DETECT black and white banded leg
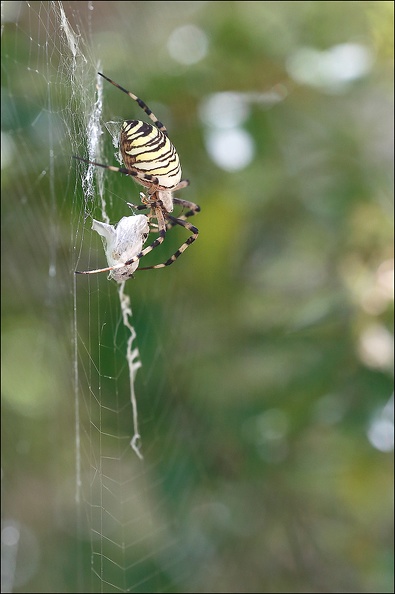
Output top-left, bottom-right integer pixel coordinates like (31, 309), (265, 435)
(137, 214), (199, 270)
(98, 72), (168, 136)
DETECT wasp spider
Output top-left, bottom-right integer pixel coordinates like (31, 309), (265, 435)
(75, 72), (200, 279)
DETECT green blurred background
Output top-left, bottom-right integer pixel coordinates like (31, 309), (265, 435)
(1, 2), (393, 592)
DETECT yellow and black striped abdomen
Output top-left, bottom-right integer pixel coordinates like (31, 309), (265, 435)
(120, 120), (182, 189)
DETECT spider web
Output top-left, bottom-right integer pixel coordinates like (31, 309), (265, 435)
(3, 3), (393, 594)
(2, 2), (204, 592)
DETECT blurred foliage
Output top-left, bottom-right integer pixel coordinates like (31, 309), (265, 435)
(1, 2), (393, 593)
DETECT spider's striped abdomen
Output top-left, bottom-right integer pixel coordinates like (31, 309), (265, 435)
(120, 120), (182, 190)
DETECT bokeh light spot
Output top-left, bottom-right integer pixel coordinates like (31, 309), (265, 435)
(286, 43), (373, 93)
(167, 24), (208, 65)
(205, 128), (255, 172)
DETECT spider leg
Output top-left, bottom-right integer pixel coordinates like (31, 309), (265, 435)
(73, 155), (160, 186)
(126, 203), (149, 212)
(126, 204), (159, 232)
(123, 207), (167, 266)
(98, 72), (168, 136)
(138, 214), (198, 270)
(173, 179), (190, 191)
(75, 264), (120, 275)
(172, 197), (201, 221)
(129, 202), (197, 232)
